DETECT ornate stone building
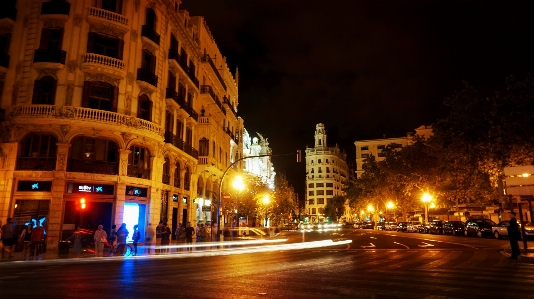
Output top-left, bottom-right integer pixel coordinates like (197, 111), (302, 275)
(0, 0), (243, 250)
(305, 123), (349, 223)
(242, 129), (275, 189)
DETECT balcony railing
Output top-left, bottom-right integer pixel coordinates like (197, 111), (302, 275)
(225, 127), (235, 140)
(83, 53), (124, 70)
(179, 59), (199, 88)
(164, 132), (198, 159)
(166, 88), (177, 99)
(162, 174), (170, 184)
(88, 7), (128, 25)
(127, 165), (151, 179)
(141, 25), (160, 45)
(223, 96), (237, 118)
(184, 144), (198, 159)
(33, 49), (66, 64)
(0, 7), (16, 21)
(201, 54), (226, 90)
(184, 106), (198, 121)
(67, 159), (118, 175)
(168, 50), (180, 62)
(200, 85), (226, 116)
(10, 105), (164, 136)
(16, 157), (56, 171)
(41, 1), (71, 15)
(0, 53), (9, 68)
(137, 68), (158, 87)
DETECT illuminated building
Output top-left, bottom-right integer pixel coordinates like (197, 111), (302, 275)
(242, 129), (275, 189)
(0, 0), (242, 250)
(305, 123), (349, 223)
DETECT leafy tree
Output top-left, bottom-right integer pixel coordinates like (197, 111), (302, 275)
(270, 174), (298, 226)
(324, 195), (346, 222)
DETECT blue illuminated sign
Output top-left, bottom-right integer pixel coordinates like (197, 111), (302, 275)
(18, 181), (52, 192)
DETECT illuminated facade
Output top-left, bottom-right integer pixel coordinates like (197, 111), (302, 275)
(305, 123), (349, 223)
(242, 129), (275, 189)
(0, 0), (243, 250)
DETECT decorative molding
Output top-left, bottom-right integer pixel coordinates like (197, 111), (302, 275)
(38, 68), (59, 78)
(84, 73), (120, 87)
(11, 82), (18, 105)
(57, 152), (66, 170)
(56, 106), (76, 118)
(131, 29), (138, 42)
(93, 128), (102, 136)
(126, 72), (135, 85)
(60, 125), (71, 137)
(73, 14), (83, 27)
(0, 24), (14, 35)
(121, 132), (136, 146)
(23, 15), (29, 27)
(90, 24), (124, 38)
(142, 39), (158, 54)
(125, 92), (132, 115)
(147, 1), (156, 9)
(43, 18), (67, 28)
(139, 87), (153, 96)
(67, 60), (77, 73)
(16, 61), (22, 73)
(65, 82), (74, 105)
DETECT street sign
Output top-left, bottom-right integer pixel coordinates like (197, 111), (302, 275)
(223, 193), (231, 203)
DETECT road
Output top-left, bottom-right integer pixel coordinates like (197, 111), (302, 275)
(1, 229), (532, 299)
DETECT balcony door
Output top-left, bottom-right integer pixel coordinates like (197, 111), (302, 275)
(82, 81), (118, 112)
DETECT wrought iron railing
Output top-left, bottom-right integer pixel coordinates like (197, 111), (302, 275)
(201, 54), (226, 90)
(34, 49), (66, 64)
(223, 96), (237, 118)
(168, 50), (180, 62)
(141, 25), (160, 45)
(67, 159), (118, 175)
(127, 165), (151, 179)
(200, 85), (226, 116)
(41, 1), (70, 15)
(137, 68), (158, 87)
(16, 157), (56, 171)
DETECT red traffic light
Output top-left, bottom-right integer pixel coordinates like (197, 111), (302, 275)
(80, 198), (86, 209)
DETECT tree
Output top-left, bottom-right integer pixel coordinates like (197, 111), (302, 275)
(324, 195), (346, 222)
(270, 174), (298, 226)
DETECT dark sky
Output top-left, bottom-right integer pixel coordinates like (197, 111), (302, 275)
(182, 0), (534, 200)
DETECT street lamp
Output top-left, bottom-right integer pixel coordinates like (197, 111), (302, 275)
(367, 205), (375, 229)
(386, 201), (394, 222)
(233, 175), (245, 235)
(262, 194), (270, 227)
(422, 193), (433, 224)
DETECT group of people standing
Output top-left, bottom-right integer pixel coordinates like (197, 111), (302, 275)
(1, 218), (46, 261)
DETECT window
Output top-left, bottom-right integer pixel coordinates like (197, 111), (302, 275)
(100, 0), (122, 13)
(308, 199), (314, 205)
(377, 145), (385, 150)
(316, 183), (324, 187)
(184, 167), (190, 190)
(185, 127), (192, 146)
(0, 34), (10, 68)
(142, 50), (156, 74)
(32, 76), (56, 105)
(361, 154), (369, 159)
(308, 191), (314, 196)
(146, 8), (156, 29)
(318, 167), (322, 173)
(137, 94), (152, 121)
(165, 111), (174, 135)
(317, 198), (324, 205)
(326, 167), (330, 173)
(326, 190), (333, 195)
(326, 183), (333, 187)
(174, 162), (181, 187)
(318, 208), (324, 214)
(87, 33), (123, 59)
(129, 146), (150, 167)
(308, 183), (314, 188)
(82, 81), (118, 111)
(40, 28), (63, 50)
(187, 92), (193, 107)
(392, 143), (403, 149)
(199, 138), (209, 156)
(169, 34), (179, 58)
(311, 208), (316, 214)
(378, 153), (385, 157)
(318, 159), (321, 163)
(317, 190), (324, 195)
(69, 136), (117, 162)
(361, 146), (369, 151)
(21, 134), (57, 159)
(162, 157), (170, 184)
(326, 159), (329, 163)
(167, 71), (176, 91)
(176, 119), (184, 139)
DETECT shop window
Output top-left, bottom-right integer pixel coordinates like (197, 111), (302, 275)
(32, 76), (56, 105)
(87, 32), (124, 60)
(137, 94), (152, 121)
(82, 81), (118, 112)
(17, 133), (57, 170)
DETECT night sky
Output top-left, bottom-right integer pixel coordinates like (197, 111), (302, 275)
(182, 0), (534, 200)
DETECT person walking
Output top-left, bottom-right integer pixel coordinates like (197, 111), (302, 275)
(155, 221), (164, 254)
(1, 218), (15, 259)
(175, 223), (185, 252)
(108, 224), (117, 248)
(67, 227), (83, 258)
(145, 223), (155, 254)
(116, 223), (129, 255)
(31, 221), (45, 260)
(507, 211), (521, 259)
(19, 223), (33, 261)
(132, 225), (141, 256)
(185, 222), (195, 252)
(94, 225), (107, 257)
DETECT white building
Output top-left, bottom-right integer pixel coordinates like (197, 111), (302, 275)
(242, 129), (275, 189)
(305, 123), (349, 223)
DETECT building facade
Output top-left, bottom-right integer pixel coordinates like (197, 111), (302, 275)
(0, 0), (243, 250)
(305, 123), (349, 223)
(242, 129), (275, 189)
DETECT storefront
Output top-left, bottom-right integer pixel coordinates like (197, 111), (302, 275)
(124, 185), (148, 242)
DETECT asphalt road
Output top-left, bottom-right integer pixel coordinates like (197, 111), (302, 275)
(1, 229), (532, 299)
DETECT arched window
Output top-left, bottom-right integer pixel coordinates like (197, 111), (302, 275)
(17, 133), (57, 170)
(184, 167), (190, 190)
(68, 136), (118, 174)
(146, 8), (156, 29)
(199, 137), (209, 156)
(32, 76), (56, 105)
(174, 162), (181, 188)
(101, 0), (122, 14)
(128, 145), (151, 179)
(162, 157), (170, 184)
(197, 176), (204, 197)
(138, 94), (152, 121)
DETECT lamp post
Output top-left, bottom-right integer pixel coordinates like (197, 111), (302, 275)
(367, 204), (375, 229)
(233, 175), (244, 237)
(422, 193), (432, 224)
(386, 201), (394, 222)
(263, 194), (270, 227)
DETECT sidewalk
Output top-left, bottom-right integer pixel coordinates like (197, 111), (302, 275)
(502, 247), (534, 264)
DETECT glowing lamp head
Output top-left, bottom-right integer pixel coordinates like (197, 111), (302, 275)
(422, 193), (432, 203)
(387, 202), (394, 209)
(263, 194), (270, 205)
(233, 175), (245, 191)
(367, 205), (374, 212)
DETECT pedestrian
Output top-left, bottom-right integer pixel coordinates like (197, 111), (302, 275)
(155, 221), (164, 254)
(1, 218), (15, 259)
(161, 223), (171, 254)
(205, 223), (212, 242)
(94, 225), (107, 257)
(185, 222), (195, 252)
(145, 223), (155, 254)
(175, 223), (185, 252)
(19, 223), (33, 261)
(507, 211), (521, 259)
(116, 223), (129, 255)
(109, 224), (117, 247)
(67, 227), (83, 258)
(132, 225), (141, 256)
(31, 221), (45, 260)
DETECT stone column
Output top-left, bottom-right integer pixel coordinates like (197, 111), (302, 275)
(0, 142), (18, 222)
(115, 149), (131, 226)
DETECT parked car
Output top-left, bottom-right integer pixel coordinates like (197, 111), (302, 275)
(418, 223), (430, 233)
(443, 221), (465, 236)
(464, 219), (496, 237)
(493, 221), (534, 239)
(362, 221), (375, 229)
(353, 222), (362, 229)
(406, 221), (422, 233)
(396, 222), (408, 232)
(376, 222), (387, 230)
(385, 222), (398, 231)
(429, 220), (445, 234)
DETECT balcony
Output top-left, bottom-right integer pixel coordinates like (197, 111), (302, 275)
(178, 59), (199, 88)
(201, 54), (226, 91)
(66, 159), (118, 175)
(162, 174), (170, 185)
(168, 50), (180, 63)
(223, 96), (237, 119)
(164, 132), (198, 160)
(137, 68), (158, 90)
(0, 53), (9, 70)
(87, 7), (129, 34)
(184, 144), (198, 159)
(0, 7), (16, 21)
(165, 88), (178, 100)
(200, 85), (226, 116)
(41, 1), (70, 16)
(81, 53), (125, 78)
(33, 49), (66, 69)
(16, 157), (57, 171)
(9, 105), (164, 137)
(127, 165), (151, 179)
(141, 25), (160, 46)
(225, 127), (235, 140)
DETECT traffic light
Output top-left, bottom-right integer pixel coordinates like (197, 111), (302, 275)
(80, 198), (86, 210)
(296, 150), (302, 163)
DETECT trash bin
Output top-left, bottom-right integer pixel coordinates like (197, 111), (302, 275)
(58, 241), (69, 258)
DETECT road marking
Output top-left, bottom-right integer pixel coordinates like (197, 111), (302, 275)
(370, 237), (377, 239)
(418, 242), (435, 248)
(394, 242), (409, 249)
(361, 243), (376, 248)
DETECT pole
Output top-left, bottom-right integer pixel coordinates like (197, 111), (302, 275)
(517, 196), (528, 251)
(425, 204), (428, 224)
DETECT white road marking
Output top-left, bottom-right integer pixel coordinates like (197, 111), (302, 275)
(361, 243), (376, 248)
(394, 242), (409, 249)
(418, 242), (435, 248)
